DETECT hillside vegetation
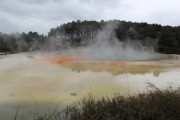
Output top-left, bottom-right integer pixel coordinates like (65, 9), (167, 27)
(1, 20), (180, 54)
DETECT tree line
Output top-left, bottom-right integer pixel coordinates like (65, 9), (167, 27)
(1, 20), (180, 54)
(0, 32), (47, 53)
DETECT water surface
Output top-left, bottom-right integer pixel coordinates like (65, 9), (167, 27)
(0, 53), (180, 119)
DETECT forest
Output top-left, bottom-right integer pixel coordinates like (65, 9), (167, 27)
(0, 20), (180, 54)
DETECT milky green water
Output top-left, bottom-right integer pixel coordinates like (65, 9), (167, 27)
(0, 53), (180, 119)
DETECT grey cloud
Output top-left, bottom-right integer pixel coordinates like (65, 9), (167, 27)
(0, 14), (19, 33)
(0, 0), (180, 34)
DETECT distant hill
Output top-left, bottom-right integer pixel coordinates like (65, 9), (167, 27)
(48, 20), (180, 54)
(0, 20), (180, 54)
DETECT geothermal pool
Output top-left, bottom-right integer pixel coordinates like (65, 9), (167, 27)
(0, 53), (180, 119)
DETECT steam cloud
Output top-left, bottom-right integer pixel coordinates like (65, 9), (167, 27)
(62, 22), (168, 61)
(1, 22), (169, 61)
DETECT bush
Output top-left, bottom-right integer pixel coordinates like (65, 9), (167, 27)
(36, 85), (180, 120)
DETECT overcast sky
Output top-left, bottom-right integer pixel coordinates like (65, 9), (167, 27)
(0, 0), (180, 35)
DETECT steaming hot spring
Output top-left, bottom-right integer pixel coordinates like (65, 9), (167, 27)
(0, 50), (180, 119)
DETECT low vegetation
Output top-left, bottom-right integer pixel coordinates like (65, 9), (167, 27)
(32, 83), (180, 120)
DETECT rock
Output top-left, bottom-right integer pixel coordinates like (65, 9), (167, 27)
(70, 93), (77, 96)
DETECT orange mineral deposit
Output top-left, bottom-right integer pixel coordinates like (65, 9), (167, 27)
(47, 56), (88, 64)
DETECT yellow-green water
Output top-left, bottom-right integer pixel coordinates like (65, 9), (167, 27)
(0, 53), (180, 119)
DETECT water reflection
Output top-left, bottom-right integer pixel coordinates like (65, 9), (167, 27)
(0, 54), (180, 119)
(46, 55), (180, 77)
(60, 62), (165, 76)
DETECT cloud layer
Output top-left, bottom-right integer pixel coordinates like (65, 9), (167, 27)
(0, 0), (180, 34)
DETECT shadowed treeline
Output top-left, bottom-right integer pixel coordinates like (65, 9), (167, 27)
(0, 20), (180, 54)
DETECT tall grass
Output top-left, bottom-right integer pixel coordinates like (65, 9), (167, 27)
(20, 84), (180, 120)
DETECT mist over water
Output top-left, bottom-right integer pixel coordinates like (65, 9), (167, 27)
(0, 23), (179, 120)
(62, 22), (168, 61)
(1, 21), (170, 61)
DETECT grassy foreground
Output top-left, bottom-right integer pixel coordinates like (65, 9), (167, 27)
(22, 84), (180, 120)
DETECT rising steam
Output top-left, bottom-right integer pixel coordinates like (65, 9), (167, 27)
(1, 22), (169, 61)
(62, 22), (168, 61)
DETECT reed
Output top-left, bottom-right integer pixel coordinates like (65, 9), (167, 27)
(34, 83), (180, 120)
